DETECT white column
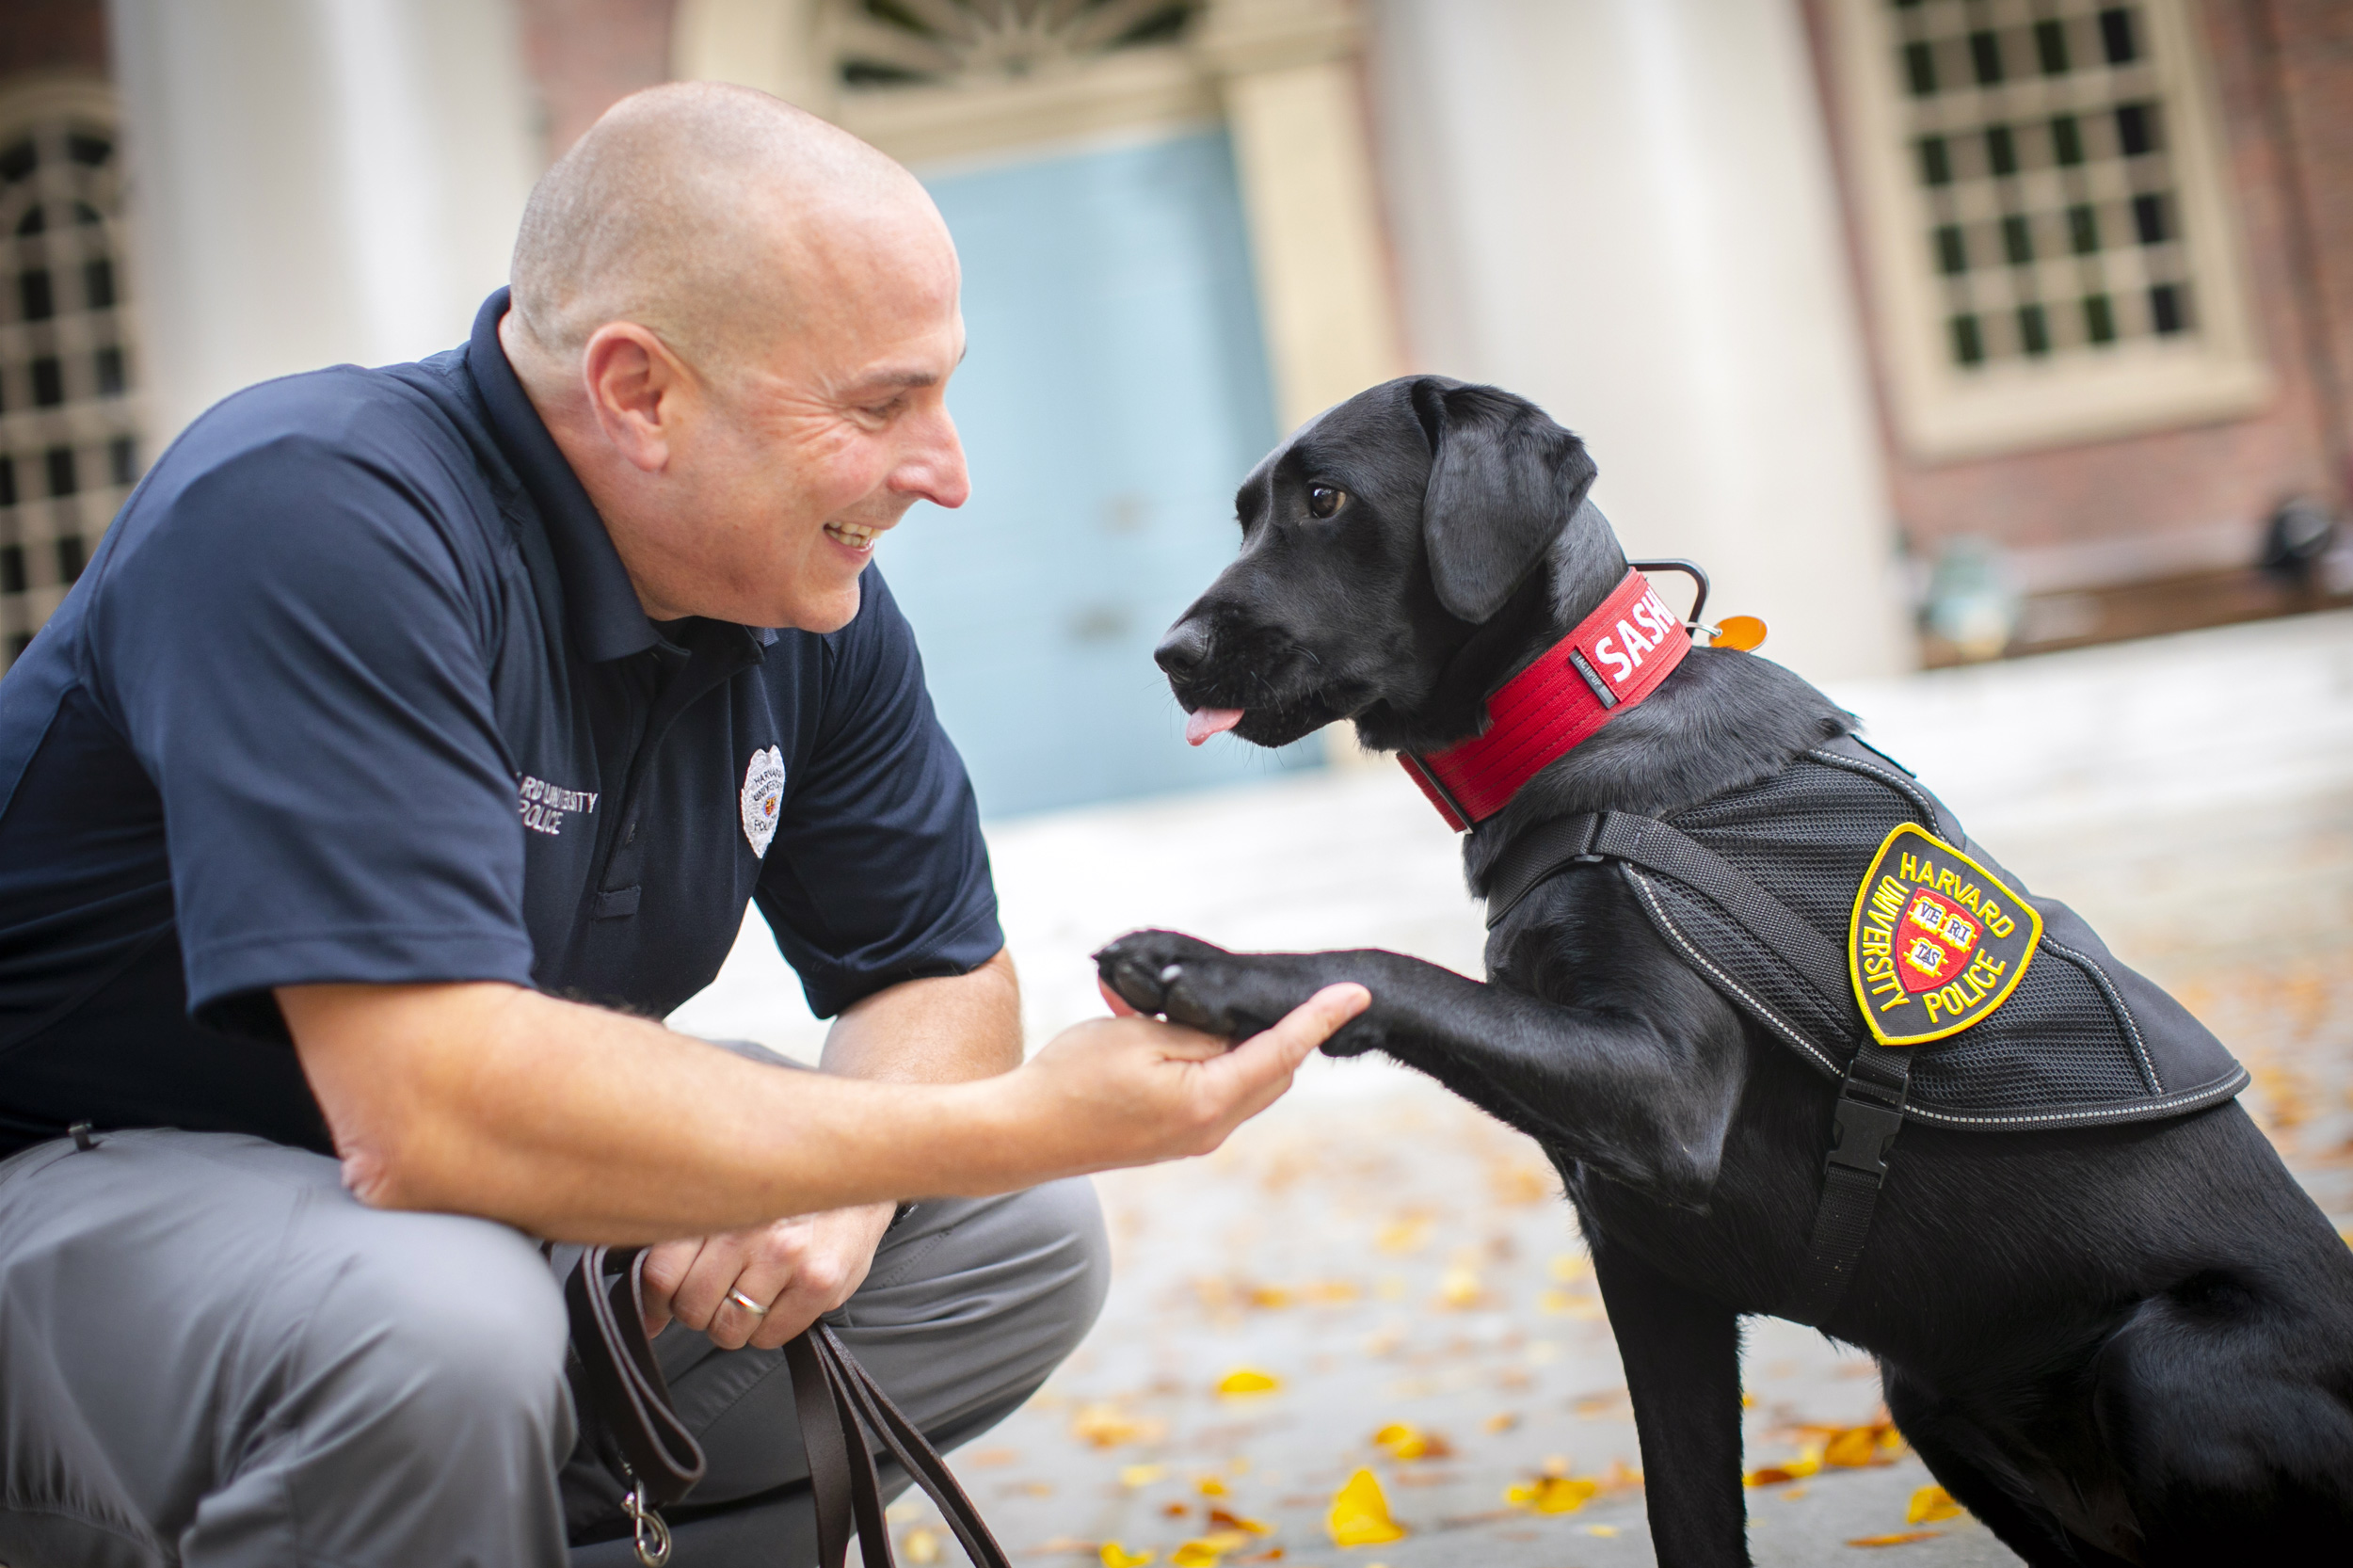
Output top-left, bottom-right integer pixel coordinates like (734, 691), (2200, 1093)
(1368, 0), (1909, 680)
(108, 0), (538, 443)
(1201, 0), (1406, 435)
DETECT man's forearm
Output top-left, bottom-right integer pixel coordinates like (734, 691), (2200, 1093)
(281, 981), (1035, 1242)
(279, 973), (1365, 1245)
(820, 947), (1022, 1084)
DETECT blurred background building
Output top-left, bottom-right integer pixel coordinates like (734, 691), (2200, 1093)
(3, 0), (2349, 816)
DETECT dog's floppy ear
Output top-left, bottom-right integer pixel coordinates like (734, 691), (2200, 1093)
(1411, 378), (1598, 624)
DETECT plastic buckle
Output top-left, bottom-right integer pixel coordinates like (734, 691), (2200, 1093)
(1825, 1096), (1904, 1178)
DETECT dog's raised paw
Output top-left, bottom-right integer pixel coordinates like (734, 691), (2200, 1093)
(1095, 930), (1289, 1040)
(1094, 930), (1229, 1019)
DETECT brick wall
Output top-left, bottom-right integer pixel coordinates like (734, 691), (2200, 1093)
(0, 0), (107, 81)
(513, 0), (679, 163)
(1801, 0), (2353, 583)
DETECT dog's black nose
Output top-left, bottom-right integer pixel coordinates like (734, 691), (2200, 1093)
(1154, 621), (1210, 679)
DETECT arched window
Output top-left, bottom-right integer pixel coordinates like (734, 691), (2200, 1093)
(832, 0), (1197, 88)
(0, 84), (140, 672)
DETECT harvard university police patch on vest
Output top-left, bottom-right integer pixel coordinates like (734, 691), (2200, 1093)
(1848, 823), (2041, 1047)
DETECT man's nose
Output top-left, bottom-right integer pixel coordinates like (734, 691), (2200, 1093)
(899, 407), (969, 510)
(1154, 620), (1210, 679)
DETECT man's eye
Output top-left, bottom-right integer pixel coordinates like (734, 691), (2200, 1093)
(1306, 485), (1347, 519)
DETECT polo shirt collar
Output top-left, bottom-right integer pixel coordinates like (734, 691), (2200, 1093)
(465, 287), (660, 664)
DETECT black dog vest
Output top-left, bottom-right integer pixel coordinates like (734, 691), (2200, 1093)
(1485, 733), (2248, 1322)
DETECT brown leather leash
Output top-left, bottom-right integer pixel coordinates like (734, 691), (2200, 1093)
(565, 1244), (1012, 1568)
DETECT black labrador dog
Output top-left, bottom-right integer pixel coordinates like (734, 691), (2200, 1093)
(1096, 377), (2353, 1565)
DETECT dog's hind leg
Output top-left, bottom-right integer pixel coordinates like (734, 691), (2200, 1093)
(1881, 1366), (2134, 1568)
(1590, 1235), (1749, 1567)
(2092, 1271), (2353, 1561)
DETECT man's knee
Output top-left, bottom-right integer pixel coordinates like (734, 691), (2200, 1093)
(304, 1208), (572, 1452)
(995, 1176), (1111, 1361)
(847, 1176), (1109, 1410)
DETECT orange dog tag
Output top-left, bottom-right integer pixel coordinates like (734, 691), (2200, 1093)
(1713, 615), (1769, 651)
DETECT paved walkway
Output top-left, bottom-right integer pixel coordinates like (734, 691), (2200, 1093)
(671, 610), (2353, 1567)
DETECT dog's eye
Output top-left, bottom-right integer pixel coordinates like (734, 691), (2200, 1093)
(1306, 485), (1348, 520)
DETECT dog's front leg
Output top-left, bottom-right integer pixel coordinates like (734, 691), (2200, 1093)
(1096, 930), (1746, 1208)
(1592, 1236), (1751, 1567)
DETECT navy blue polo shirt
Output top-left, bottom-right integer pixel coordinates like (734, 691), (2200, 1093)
(0, 289), (1003, 1159)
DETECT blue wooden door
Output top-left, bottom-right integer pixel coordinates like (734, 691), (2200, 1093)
(878, 129), (1321, 819)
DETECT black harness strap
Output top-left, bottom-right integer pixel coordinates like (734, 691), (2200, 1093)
(1483, 808), (1910, 1329)
(1784, 1040), (1912, 1325)
(1485, 812), (1851, 1011)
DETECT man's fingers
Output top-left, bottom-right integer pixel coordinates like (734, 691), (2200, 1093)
(1097, 977), (1142, 1017)
(1211, 983), (1369, 1090)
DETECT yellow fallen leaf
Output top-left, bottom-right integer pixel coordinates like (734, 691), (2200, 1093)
(1782, 1486), (1809, 1501)
(1370, 1422), (1452, 1461)
(1490, 1161), (1551, 1203)
(1196, 1475), (1230, 1496)
(1216, 1368), (1282, 1398)
(1601, 1459), (1643, 1491)
(1849, 1530), (1943, 1546)
(1246, 1286), (1296, 1309)
(1100, 1545), (1156, 1568)
(1739, 1390), (1757, 1409)
(1327, 1468), (1408, 1546)
(1483, 1412), (1519, 1433)
(1169, 1543), (1223, 1567)
(1539, 1288), (1573, 1314)
(1209, 1509), (1274, 1537)
(1823, 1427), (1880, 1467)
(1437, 1267), (1484, 1308)
(1072, 1404), (1164, 1448)
(1121, 1464), (1168, 1488)
(1744, 1444), (1822, 1486)
(1585, 1524), (1620, 1538)
(1907, 1484), (1962, 1524)
(1505, 1475), (1598, 1514)
(1375, 1216), (1432, 1254)
(902, 1526), (942, 1564)
(1548, 1253), (1592, 1281)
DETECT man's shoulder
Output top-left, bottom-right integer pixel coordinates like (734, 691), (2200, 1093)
(120, 358), (513, 571)
(171, 356), (486, 485)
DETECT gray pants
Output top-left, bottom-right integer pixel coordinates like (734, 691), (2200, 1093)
(0, 1129), (1108, 1567)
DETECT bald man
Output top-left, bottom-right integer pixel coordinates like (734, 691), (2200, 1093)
(0, 84), (1364, 1568)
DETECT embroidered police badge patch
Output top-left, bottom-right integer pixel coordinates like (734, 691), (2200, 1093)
(740, 744), (785, 856)
(1848, 823), (2041, 1046)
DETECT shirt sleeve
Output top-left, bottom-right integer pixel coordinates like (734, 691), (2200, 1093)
(89, 409), (536, 1033)
(753, 568), (1003, 1017)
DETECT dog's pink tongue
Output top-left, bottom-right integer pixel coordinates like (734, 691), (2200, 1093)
(1185, 708), (1245, 746)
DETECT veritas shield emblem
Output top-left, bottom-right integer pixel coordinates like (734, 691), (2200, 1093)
(740, 744), (786, 856)
(1847, 823), (2041, 1047)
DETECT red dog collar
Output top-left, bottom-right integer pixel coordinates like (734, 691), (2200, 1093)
(1401, 568), (1691, 830)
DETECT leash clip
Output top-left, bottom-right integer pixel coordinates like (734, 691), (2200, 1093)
(622, 1480), (673, 1568)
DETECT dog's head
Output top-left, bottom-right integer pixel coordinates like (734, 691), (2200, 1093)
(1156, 376), (1623, 755)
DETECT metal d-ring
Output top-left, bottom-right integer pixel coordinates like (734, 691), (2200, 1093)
(1627, 558), (1710, 630)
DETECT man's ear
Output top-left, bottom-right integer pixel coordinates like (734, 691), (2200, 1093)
(1410, 378), (1598, 623)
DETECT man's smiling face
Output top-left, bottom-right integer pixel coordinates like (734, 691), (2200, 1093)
(640, 206), (970, 634)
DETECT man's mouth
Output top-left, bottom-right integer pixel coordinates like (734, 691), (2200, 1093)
(824, 520), (882, 552)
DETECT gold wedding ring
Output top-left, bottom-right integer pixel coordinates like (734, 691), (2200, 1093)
(727, 1288), (768, 1317)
